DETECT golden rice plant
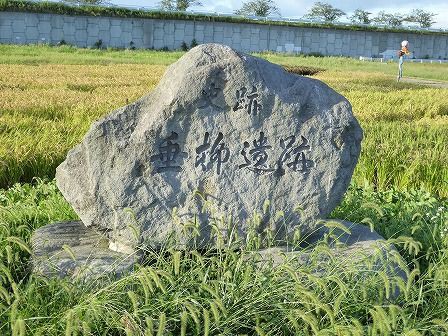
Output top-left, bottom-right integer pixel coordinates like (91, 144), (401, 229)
(0, 45), (447, 196)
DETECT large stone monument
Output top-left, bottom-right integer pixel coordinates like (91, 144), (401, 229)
(31, 44), (406, 281)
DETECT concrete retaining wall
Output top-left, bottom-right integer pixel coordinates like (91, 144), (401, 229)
(1, 11), (447, 59)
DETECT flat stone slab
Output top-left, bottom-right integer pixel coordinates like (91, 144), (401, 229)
(253, 221), (408, 290)
(56, 43), (362, 251)
(31, 220), (407, 294)
(31, 221), (137, 280)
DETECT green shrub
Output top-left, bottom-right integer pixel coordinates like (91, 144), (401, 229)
(190, 39), (198, 48)
(93, 39), (103, 49)
(180, 41), (189, 51)
(305, 51), (324, 57)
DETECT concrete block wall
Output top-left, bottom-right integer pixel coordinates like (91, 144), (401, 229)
(0, 11), (149, 48)
(1, 11), (447, 59)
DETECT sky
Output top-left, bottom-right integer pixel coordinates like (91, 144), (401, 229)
(109, 0), (448, 29)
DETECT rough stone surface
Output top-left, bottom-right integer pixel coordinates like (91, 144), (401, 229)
(56, 43), (362, 251)
(32, 221), (137, 279)
(253, 221), (408, 296)
(256, 220), (407, 272)
(31, 220), (408, 292)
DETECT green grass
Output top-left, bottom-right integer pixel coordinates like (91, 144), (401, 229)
(1, 45), (448, 334)
(0, 44), (184, 65)
(1, 45), (446, 80)
(0, 180), (447, 335)
(259, 53), (448, 81)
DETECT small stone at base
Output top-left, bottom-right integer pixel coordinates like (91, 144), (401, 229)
(31, 221), (138, 280)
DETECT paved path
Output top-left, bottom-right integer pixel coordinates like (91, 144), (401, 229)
(400, 77), (448, 88)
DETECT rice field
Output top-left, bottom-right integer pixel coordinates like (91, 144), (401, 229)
(0, 44), (447, 196)
(0, 44), (447, 335)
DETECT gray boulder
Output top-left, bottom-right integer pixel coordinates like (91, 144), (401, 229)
(255, 220), (408, 275)
(56, 43), (362, 252)
(31, 221), (137, 279)
(253, 220), (408, 299)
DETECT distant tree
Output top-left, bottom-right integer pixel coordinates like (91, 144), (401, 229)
(64, 0), (104, 5)
(159, 0), (202, 11)
(406, 9), (437, 28)
(235, 0), (280, 17)
(304, 2), (345, 22)
(159, 0), (175, 10)
(348, 9), (371, 24)
(373, 11), (404, 27)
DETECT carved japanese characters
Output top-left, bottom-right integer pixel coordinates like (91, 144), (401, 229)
(56, 44), (363, 252)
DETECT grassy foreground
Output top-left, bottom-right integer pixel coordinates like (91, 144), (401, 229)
(0, 180), (447, 335)
(0, 45), (447, 334)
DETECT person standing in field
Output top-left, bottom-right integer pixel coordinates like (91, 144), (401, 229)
(397, 40), (410, 82)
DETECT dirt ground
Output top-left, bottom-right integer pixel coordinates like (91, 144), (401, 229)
(400, 77), (448, 88)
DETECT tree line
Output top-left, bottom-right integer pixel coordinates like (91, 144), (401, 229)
(233, 1), (437, 28)
(64, 0), (438, 28)
(304, 3), (437, 28)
